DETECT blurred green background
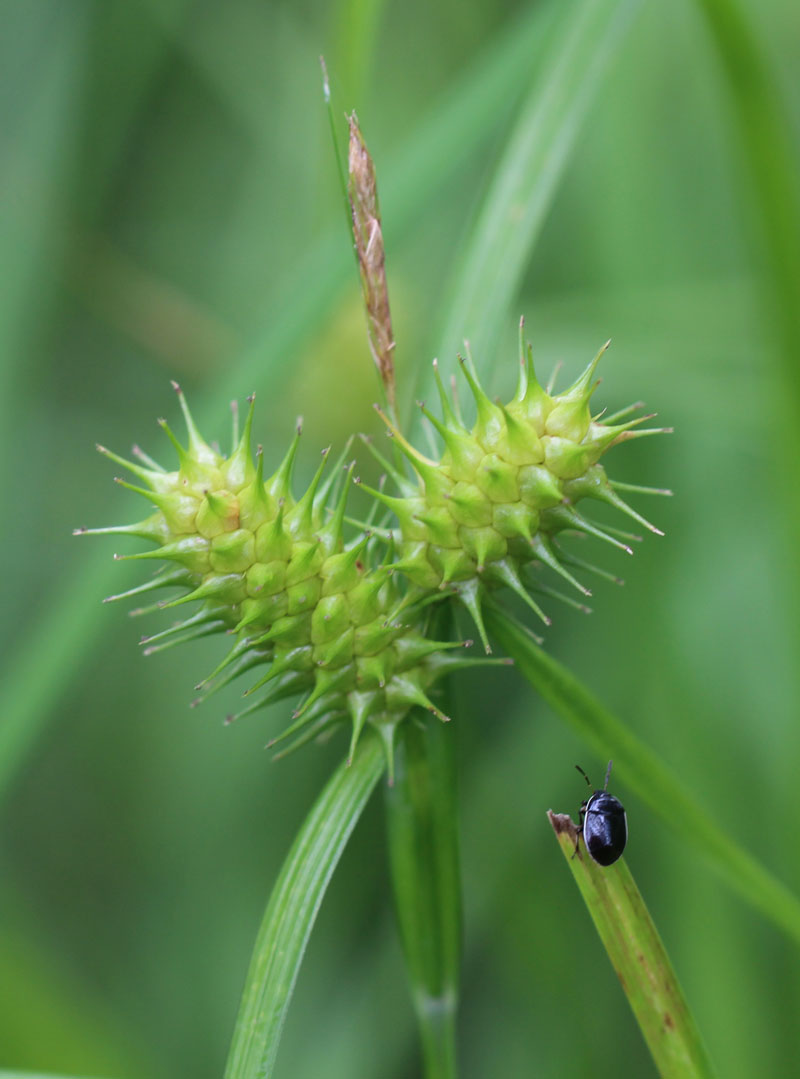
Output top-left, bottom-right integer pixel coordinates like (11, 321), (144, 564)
(2, 0), (799, 1076)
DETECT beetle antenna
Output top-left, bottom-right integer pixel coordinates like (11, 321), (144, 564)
(603, 760), (613, 791)
(575, 764), (592, 789)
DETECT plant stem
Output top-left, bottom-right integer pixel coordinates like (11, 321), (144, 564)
(225, 735), (385, 1079)
(423, 0), (642, 397)
(384, 717), (461, 1079)
(549, 812), (717, 1078)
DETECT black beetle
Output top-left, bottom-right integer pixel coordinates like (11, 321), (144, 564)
(574, 760), (627, 866)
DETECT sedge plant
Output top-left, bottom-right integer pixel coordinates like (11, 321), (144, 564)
(78, 87), (682, 1070)
(71, 7), (800, 1074)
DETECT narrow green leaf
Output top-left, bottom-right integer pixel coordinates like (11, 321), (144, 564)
(484, 602), (800, 948)
(426, 0), (642, 384)
(384, 717), (461, 1079)
(224, 735), (385, 1079)
(549, 812), (717, 1078)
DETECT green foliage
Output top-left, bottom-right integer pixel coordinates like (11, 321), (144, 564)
(1, 0), (799, 1078)
(225, 736), (385, 1079)
(549, 813), (716, 1078)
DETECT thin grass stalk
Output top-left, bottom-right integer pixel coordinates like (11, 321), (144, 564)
(549, 812), (717, 1078)
(384, 716), (461, 1079)
(225, 736), (385, 1079)
(421, 0), (642, 404)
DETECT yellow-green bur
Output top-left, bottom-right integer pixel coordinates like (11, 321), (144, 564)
(549, 812), (716, 1079)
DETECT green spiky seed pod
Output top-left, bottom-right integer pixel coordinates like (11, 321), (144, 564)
(77, 384), (504, 776)
(361, 329), (670, 651)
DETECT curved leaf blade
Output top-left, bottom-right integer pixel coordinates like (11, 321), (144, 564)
(549, 812), (717, 1078)
(224, 736), (385, 1079)
(485, 602), (800, 948)
(427, 0), (643, 382)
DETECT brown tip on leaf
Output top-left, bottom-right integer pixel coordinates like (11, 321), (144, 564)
(319, 55), (330, 102)
(170, 380), (182, 395)
(463, 639), (473, 648)
(73, 526), (87, 535)
(519, 315), (525, 329)
(296, 417), (303, 434)
(548, 810), (578, 839)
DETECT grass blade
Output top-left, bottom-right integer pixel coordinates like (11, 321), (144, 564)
(224, 735), (385, 1079)
(548, 812), (717, 1078)
(426, 0), (642, 383)
(484, 601), (800, 948)
(384, 717), (461, 1079)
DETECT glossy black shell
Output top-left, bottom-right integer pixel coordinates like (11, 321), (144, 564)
(582, 791), (628, 866)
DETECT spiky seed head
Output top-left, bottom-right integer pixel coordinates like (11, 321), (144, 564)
(375, 337), (669, 646)
(80, 388), (497, 770)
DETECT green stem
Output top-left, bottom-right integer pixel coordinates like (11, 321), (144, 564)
(425, 0), (642, 386)
(384, 717), (461, 1079)
(225, 735), (385, 1079)
(549, 813), (716, 1078)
